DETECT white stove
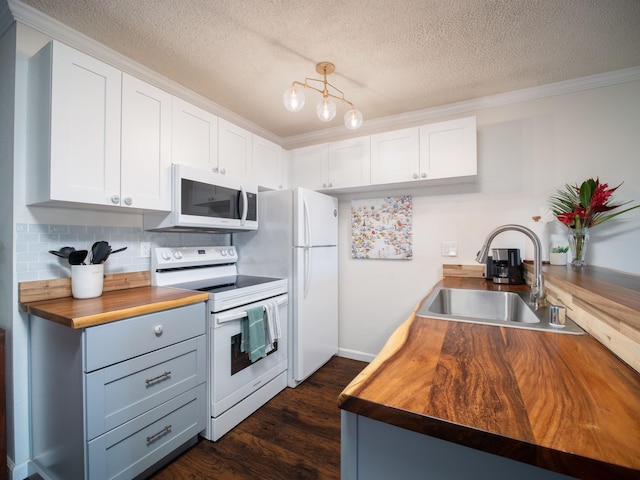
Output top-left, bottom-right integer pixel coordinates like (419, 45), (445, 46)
(151, 246), (289, 441)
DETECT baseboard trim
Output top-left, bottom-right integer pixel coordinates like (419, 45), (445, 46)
(338, 348), (375, 363)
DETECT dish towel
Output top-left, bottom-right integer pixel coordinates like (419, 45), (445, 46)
(242, 306), (266, 362)
(264, 301), (282, 353)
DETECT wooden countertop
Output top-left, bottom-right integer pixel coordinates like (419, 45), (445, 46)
(20, 286), (209, 329)
(338, 277), (640, 480)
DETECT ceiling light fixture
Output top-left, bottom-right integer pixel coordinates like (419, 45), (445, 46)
(283, 62), (363, 130)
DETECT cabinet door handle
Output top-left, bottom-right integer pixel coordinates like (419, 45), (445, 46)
(145, 371), (171, 386)
(146, 425), (172, 444)
(220, 168), (226, 175)
(412, 173), (419, 179)
(111, 194), (120, 204)
(123, 197), (133, 206)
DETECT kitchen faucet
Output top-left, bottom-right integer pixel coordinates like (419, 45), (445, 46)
(476, 224), (546, 309)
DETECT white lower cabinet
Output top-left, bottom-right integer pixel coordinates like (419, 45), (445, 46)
(30, 302), (207, 480)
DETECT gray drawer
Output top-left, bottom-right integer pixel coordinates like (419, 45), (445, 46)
(86, 335), (206, 440)
(87, 383), (206, 480)
(84, 302), (205, 372)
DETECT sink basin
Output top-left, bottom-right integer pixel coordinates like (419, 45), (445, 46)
(416, 287), (584, 334)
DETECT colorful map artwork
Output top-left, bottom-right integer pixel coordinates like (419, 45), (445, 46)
(351, 196), (413, 260)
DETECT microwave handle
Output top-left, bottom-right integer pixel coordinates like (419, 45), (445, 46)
(239, 186), (248, 226)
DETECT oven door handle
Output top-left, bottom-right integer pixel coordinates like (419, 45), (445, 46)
(214, 297), (288, 325)
(215, 310), (256, 325)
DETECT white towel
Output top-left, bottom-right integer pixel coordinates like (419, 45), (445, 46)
(264, 301), (282, 353)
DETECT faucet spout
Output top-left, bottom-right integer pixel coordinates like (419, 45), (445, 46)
(476, 224), (546, 309)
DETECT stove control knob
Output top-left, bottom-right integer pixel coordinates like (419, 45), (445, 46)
(220, 249), (227, 257)
(228, 249), (236, 257)
(173, 251), (183, 260)
(160, 251), (171, 261)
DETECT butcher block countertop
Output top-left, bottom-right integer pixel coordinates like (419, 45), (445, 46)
(339, 276), (640, 480)
(19, 271), (208, 329)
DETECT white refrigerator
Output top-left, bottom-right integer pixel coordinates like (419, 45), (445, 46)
(233, 187), (339, 387)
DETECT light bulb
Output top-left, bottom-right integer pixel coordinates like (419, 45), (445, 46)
(344, 109), (363, 130)
(316, 97), (336, 122)
(283, 86), (305, 112)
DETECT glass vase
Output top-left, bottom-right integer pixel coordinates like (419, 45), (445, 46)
(569, 227), (589, 267)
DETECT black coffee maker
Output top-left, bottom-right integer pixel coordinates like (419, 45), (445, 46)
(486, 248), (524, 284)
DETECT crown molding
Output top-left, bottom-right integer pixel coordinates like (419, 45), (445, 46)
(281, 66), (640, 149)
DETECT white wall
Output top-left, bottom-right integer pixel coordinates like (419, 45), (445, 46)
(337, 80), (640, 359)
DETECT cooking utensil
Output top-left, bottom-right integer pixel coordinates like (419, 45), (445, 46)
(100, 246), (127, 263)
(90, 241), (110, 265)
(68, 250), (88, 265)
(48, 246), (76, 259)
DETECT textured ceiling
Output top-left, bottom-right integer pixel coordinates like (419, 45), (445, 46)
(15, 0), (640, 141)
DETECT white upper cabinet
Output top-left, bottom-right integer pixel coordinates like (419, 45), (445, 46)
(291, 143), (329, 190)
(28, 40), (122, 207)
(370, 127), (420, 185)
(27, 41), (170, 211)
(172, 96), (219, 171)
(218, 118), (253, 179)
(253, 135), (287, 190)
(419, 116), (477, 179)
(327, 136), (371, 189)
(121, 74), (172, 210)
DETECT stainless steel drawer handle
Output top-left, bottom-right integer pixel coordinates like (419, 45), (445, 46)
(146, 425), (171, 444)
(145, 371), (171, 386)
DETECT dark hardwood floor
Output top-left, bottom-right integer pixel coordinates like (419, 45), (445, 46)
(148, 356), (367, 480)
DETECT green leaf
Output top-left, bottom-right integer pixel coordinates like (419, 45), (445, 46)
(579, 179), (593, 208)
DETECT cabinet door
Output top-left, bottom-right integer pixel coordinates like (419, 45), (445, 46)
(328, 136), (371, 189)
(172, 97), (219, 171)
(291, 144), (328, 190)
(218, 118), (252, 178)
(253, 135), (285, 190)
(48, 41), (122, 206)
(121, 74), (172, 211)
(419, 116), (477, 180)
(370, 127), (419, 185)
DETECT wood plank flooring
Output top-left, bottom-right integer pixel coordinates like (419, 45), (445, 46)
(148, 356), (367, 480)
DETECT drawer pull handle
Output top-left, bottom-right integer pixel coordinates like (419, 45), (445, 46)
(154, 325), (163, 336)
(145, 371), (171, 386)
(146, 425), (172, 444)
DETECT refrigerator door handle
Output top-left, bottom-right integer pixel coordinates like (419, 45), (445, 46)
(302, 195), (312, 247)
(303, 246), (311, 299)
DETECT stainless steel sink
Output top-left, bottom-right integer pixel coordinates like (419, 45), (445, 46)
(416, 287), (584, 334)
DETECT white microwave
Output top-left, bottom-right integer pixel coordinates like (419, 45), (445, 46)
(144, 164), (258, 233)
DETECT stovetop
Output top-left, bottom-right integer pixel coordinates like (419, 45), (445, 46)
(151, 246), (287, 312)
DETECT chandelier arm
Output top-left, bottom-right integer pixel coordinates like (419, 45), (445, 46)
(295, 78), (355, 108)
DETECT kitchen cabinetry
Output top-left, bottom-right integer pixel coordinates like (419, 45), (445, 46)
(370, 127), (420, 185)
(291, 136), (370, 190)
(291, 143), (329, 190)
(218, 118), (253, 178)
(327, 136), (371, 189)
(121, 74), (172, 210)
(172, 96), (219, 171)
(419, 116), (477, 179)
(30, 303), (207, 480)
(27, 40), (171, 211)
(253, 135), (288, 190)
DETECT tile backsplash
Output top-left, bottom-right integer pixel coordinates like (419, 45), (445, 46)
(16, 223), (229, 282)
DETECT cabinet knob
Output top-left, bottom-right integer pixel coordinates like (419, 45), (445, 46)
(212, 167), (219, 173)
(220, 168), (226, 175)
(154, 325), (163, 336)
(111, 194), (120, 204)
(329, 182), (333, 188)
(412, 173), (419, 179)
(322, 183), (327, 188)
(421, 172), (427, 179)
(124, 197), (133, 206)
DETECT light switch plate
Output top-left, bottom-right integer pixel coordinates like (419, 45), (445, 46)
(441, 241), (458, 257)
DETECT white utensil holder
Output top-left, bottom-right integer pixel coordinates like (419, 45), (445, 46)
(71, 264), (104, 299)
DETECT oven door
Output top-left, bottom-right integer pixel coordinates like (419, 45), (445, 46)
(209, 294), (288, 417)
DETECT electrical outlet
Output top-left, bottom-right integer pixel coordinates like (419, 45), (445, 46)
(140, 242), (151, 258)
(441, 241), (458, 257)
